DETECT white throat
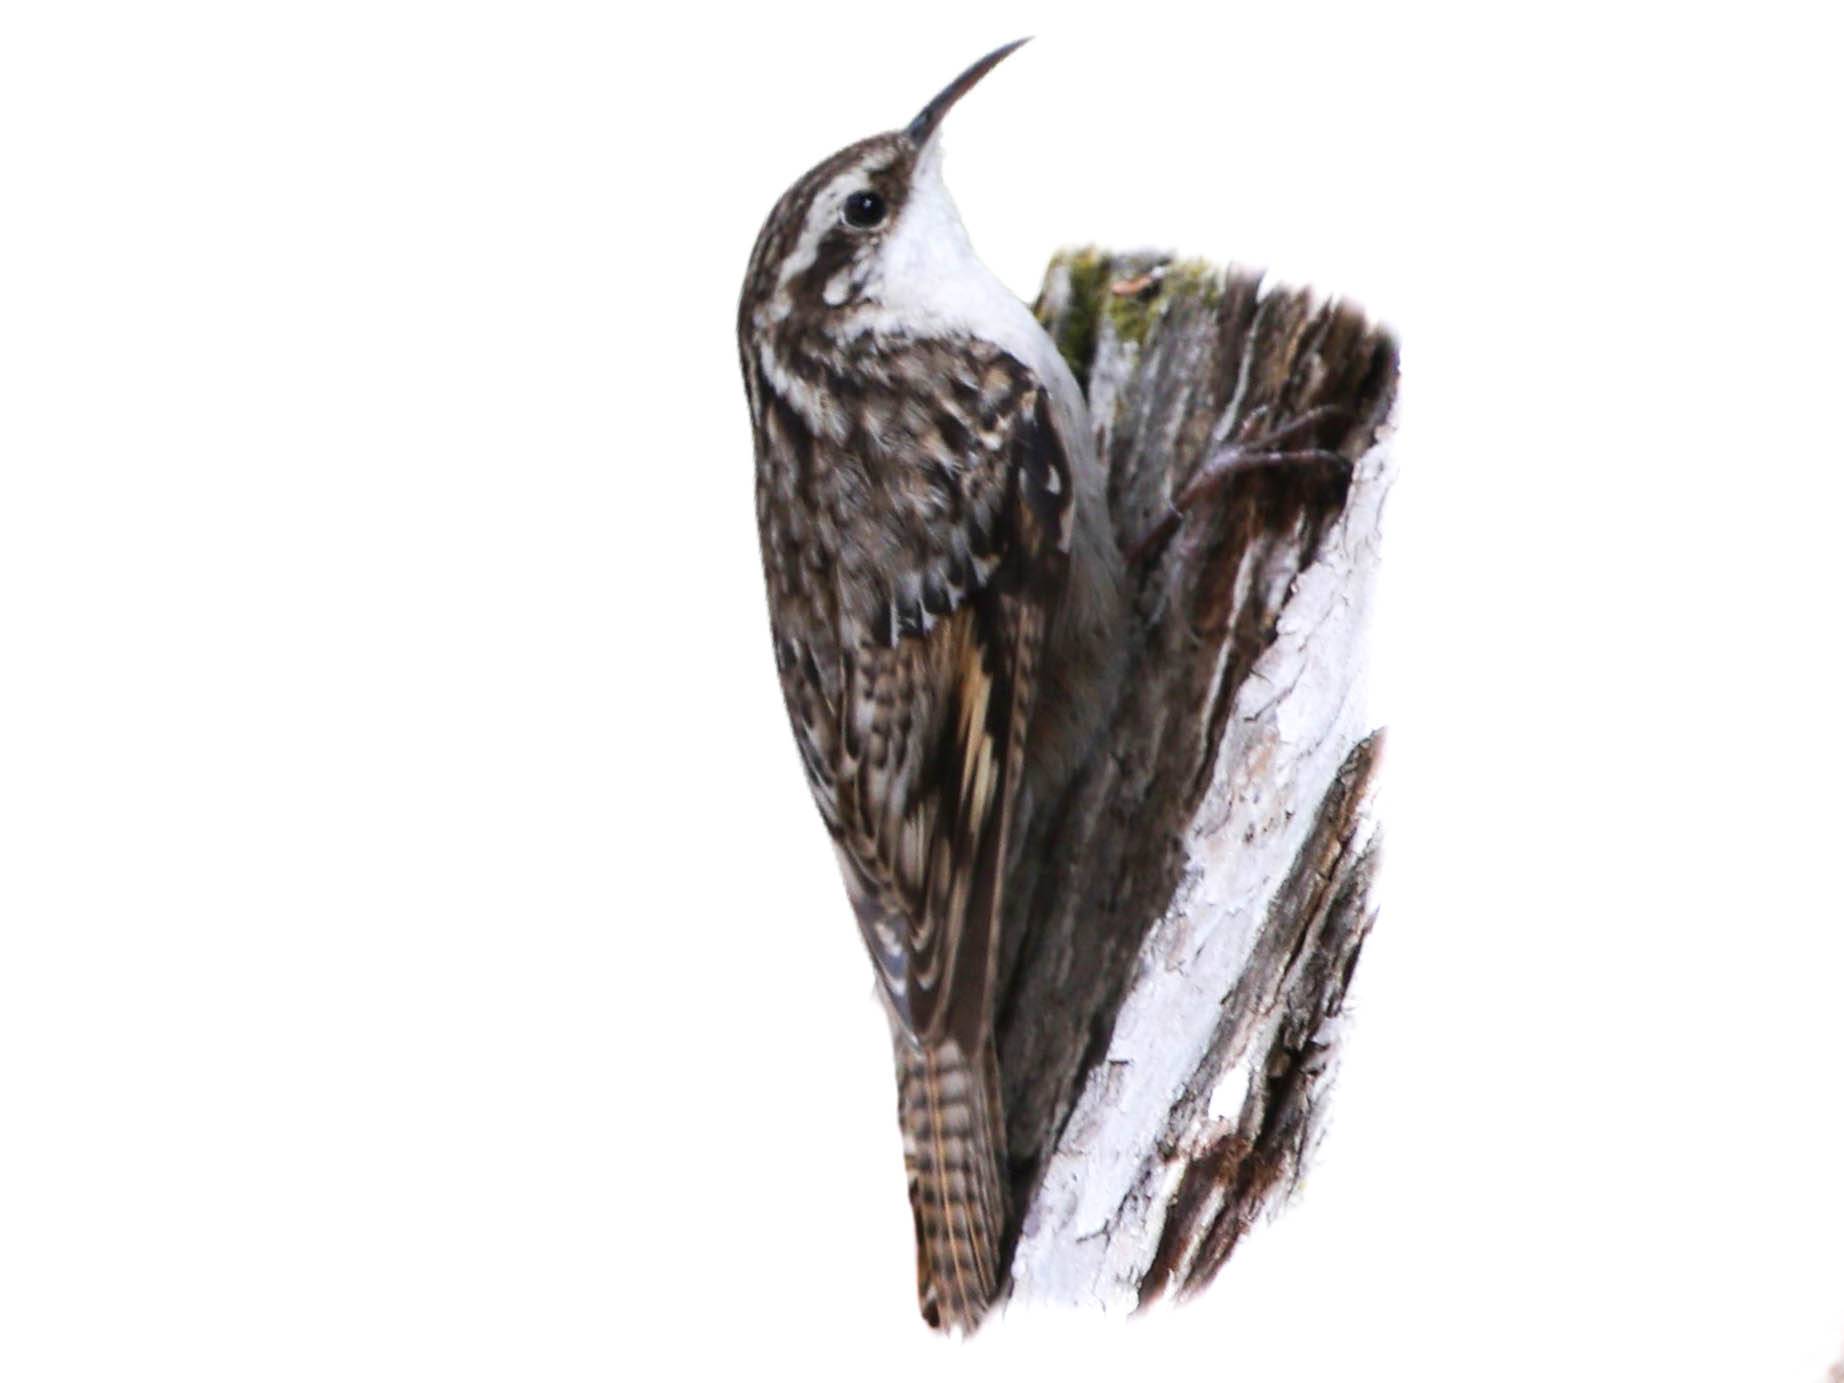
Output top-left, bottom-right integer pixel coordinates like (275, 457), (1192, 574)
(859, 141), (1071, 396)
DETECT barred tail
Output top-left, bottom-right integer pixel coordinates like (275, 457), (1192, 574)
(896, 1036), (1008, 1332)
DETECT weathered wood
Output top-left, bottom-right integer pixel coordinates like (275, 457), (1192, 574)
(990, 250), (1398, 1311)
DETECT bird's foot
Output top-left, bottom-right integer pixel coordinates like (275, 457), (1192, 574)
(1126, 406), (1356, 564)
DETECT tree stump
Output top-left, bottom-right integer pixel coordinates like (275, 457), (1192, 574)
(992, 250), (1398, 1310)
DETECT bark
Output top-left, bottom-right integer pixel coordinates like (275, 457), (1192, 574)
(992, 250), (1398, 1311)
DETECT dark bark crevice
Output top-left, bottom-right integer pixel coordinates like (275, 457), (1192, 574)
(991, 251), (1397, 1309)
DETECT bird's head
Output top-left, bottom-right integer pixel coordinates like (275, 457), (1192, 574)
(739, 39), (1029, 341)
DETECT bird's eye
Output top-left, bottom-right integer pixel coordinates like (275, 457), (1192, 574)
(843, 190), (887, 229)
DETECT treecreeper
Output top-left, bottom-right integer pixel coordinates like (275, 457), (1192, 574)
(736, 38), (1396, 1333)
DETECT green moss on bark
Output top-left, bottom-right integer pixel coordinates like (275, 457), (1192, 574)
(1038, 251), (1226, 396)
(1104, 258), (1223, 348)
(1037, 248), (1110, 392)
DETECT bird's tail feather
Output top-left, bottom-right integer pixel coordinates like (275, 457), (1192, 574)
(896, 1036), (1008, 1332)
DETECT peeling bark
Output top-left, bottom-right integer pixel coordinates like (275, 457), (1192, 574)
(991, 250), (1398, 1311)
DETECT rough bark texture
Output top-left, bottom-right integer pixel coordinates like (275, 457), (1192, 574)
(991, 250), (1397, 1312)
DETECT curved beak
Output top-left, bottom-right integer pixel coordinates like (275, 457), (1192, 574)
(904, 38), (1030, 147)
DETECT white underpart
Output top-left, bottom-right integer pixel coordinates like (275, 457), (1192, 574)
(757, 136), (1092, 460)
(862, 139), (1092, 445)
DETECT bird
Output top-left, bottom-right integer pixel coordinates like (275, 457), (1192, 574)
(736, 39), (1125, 1332)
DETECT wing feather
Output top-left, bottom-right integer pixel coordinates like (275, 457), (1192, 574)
(833, 384), (1073, 1047)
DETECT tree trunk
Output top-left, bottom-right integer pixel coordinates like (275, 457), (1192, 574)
(993, 251), (1398, 1310)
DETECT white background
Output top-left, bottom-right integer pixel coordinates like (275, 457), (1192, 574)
(4, 2), (1842, 1379)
